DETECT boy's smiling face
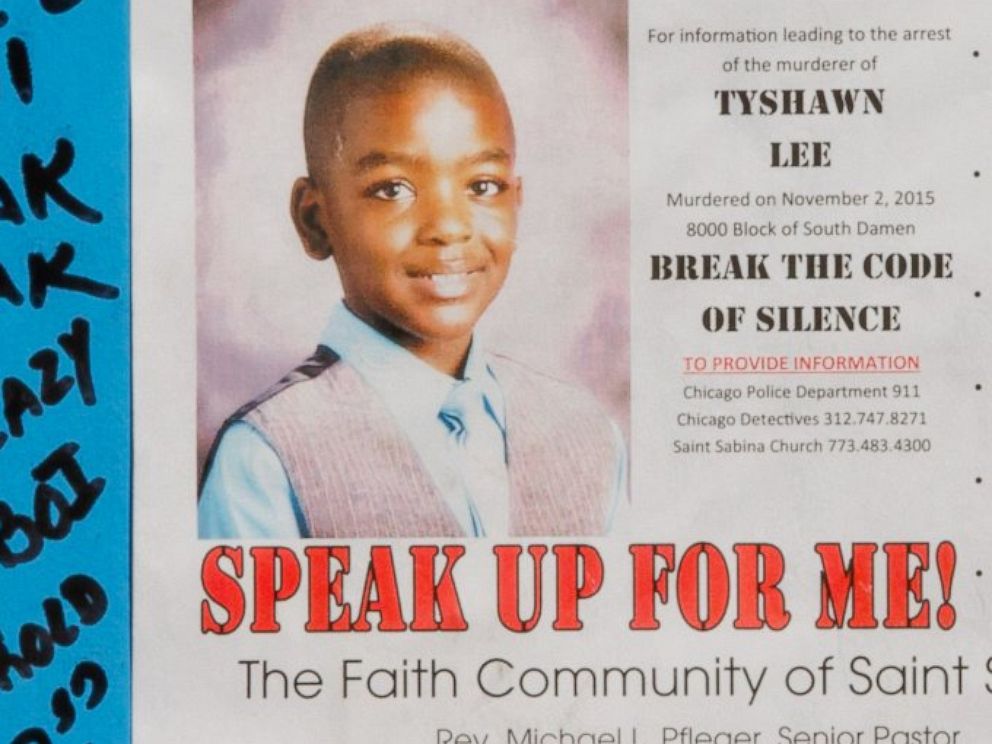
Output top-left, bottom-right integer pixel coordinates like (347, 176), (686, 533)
(293, 75), (521, 374)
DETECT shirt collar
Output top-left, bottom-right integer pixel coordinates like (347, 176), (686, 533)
(319, 302), (506, 432)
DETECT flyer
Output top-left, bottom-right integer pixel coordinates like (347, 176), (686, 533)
(3, 0), (990, 741)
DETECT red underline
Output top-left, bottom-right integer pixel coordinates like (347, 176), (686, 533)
(684, 369), (921, 375)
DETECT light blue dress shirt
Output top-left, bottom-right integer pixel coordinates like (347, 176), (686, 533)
(198, 302), (627, 538)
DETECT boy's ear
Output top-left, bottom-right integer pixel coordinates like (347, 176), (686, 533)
(290, 176), (333, 261)
(514, 175), (523, 207)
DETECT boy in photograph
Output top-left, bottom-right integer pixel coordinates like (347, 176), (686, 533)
(198, 24), (625, 538)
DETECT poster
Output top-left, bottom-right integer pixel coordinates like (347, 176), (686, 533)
(3, 0), (990, 741)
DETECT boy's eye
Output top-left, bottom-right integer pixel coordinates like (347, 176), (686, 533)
(468, 178), (506, 197)
(368, 181), (414, 201)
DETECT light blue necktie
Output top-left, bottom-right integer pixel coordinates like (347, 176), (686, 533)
(438, 380), (509, 536)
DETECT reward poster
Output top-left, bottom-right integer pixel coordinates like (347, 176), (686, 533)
(2, 0), (990, 742)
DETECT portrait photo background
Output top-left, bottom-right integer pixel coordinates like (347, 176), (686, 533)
(194, 0), (630, 472)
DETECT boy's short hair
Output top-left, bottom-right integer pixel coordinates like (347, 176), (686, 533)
(303, 24), (510, 178)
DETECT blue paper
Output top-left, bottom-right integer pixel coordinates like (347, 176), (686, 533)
(0, 1), (129, 741)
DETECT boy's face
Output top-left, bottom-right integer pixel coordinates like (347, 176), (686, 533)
(295, 75), (521, 362)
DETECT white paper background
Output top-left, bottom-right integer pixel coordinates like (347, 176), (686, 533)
(134, 1), (992, 741)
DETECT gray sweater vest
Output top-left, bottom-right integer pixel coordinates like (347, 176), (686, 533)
(233, 347), (619, 537)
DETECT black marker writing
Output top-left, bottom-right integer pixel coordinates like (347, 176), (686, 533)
(9, 658), (107, 744)
(0, 442), (104, 568)
(0, 139), (101, 225)
(28, 349), (73, 406)
(0, 573), (107, 692)
(0, 173), (25, 224)
(29, 242), (120, 308)
(22, 138), (102, 223)
(38, 0), (86, 14)
(0, 0), (87, 112)
(0, 262), (24, 305)
(2, 377), (41, 438)
(0, 317), (95, 447)
(5, 36), (31, 104)
(0, 245), (119, 311)
(10, 727), (50, 744)
(56, 660), (106, 731)
(2, 0), (118, 738)
(57, 317), (94, 404)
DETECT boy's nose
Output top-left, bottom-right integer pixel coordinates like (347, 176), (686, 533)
(417, 189), (472, 246)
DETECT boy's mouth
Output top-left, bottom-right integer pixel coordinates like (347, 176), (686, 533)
(408, 267), (484, 300)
